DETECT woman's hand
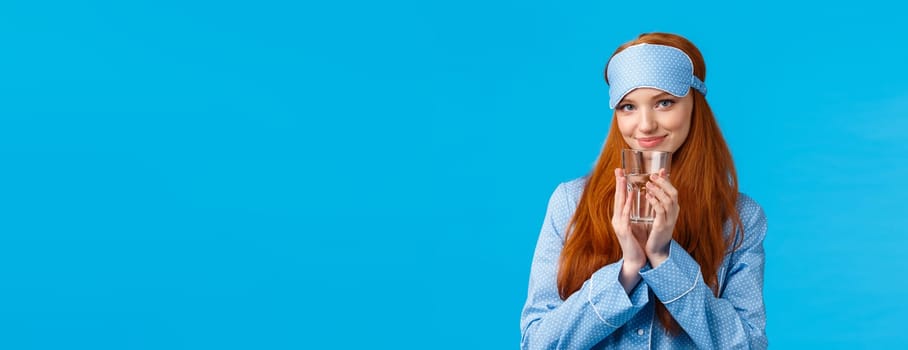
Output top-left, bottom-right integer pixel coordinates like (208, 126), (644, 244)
(613, 168), (647, 293)
(644, 168), (680, 267)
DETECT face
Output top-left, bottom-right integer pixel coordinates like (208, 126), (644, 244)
(615, 88), (693, 153)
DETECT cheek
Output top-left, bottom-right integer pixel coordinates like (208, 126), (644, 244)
(667, 111), (692, 143)
(665, 107), (692, 131)
(663, 117), (688, 131)
(616, 117), (635, 136)
(615, 119), (637, 144)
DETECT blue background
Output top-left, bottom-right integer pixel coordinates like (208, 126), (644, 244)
(0, 0), (906, 349)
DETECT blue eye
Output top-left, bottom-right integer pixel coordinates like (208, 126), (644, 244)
(657, 99), (675, 108)
(618, 103), (635, 111)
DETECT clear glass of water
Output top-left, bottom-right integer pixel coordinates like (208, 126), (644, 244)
(621, 149), (672, 223)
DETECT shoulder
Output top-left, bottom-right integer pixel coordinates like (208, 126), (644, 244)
(543, 176), (588, 238)
(734, 192), (768, 245)
(558, 176), (588, 202)
(549, 175), (588, 210)
(736, 192), (766, 223)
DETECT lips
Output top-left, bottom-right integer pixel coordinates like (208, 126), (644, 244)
(637, 136), (666, 148)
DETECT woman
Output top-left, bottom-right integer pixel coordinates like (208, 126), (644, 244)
(520, 33), (768, 349)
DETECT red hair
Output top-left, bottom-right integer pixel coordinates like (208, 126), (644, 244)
(557, 33), (743, 335)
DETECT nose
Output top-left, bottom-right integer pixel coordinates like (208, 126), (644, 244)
(637, 109), (658, 134)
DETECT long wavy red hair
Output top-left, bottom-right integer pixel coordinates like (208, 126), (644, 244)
(557, 33), (743, 335)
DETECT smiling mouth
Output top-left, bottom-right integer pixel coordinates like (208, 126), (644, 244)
(636, 136), (667, 147)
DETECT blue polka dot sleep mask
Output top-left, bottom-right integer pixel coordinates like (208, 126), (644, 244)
(605, 43), (707, 109)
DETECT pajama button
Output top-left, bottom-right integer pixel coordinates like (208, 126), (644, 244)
(637, 329), (645, 336)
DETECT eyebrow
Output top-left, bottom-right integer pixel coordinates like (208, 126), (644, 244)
(621, 91), (673, 104)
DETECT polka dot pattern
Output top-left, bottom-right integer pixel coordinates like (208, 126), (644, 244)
(520, 176), (768, 349)
(606, 43), (707, 109)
